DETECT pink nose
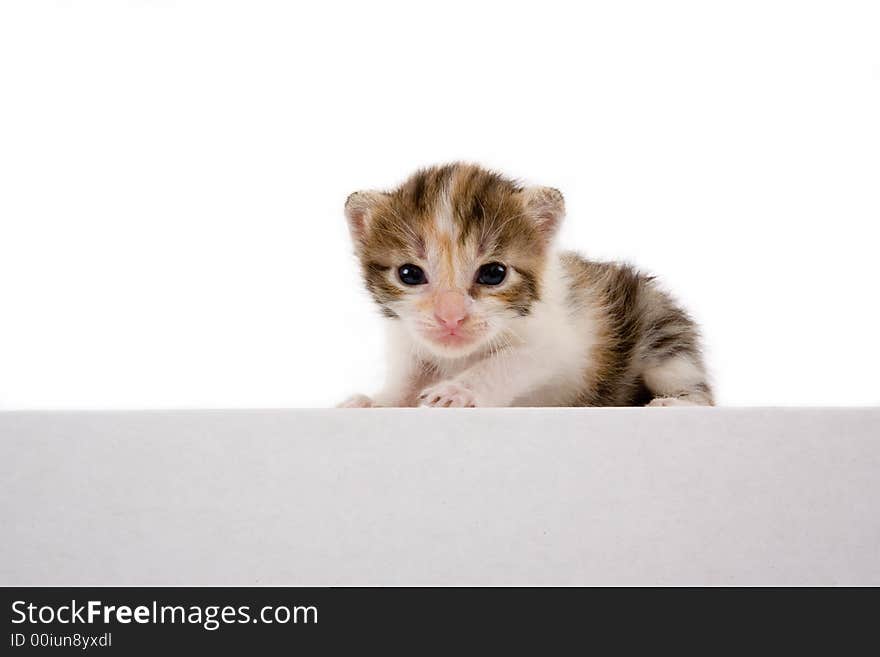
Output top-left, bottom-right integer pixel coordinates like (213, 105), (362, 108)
(434, 291), (468, 331)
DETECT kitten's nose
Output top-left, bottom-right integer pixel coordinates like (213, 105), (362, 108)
(434, 291), (468, 331)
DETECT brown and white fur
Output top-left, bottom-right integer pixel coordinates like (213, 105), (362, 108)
(339, 163), (713, 408)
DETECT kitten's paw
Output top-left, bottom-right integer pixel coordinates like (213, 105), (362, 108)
(418, 381), (478, 408)
(647, 396), (699, 407)
(337, 394), (376, 408)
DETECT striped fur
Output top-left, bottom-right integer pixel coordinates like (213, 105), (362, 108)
(340, 163), (713, 408)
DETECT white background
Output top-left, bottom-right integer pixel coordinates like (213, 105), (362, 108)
(1, 1), (877, 409)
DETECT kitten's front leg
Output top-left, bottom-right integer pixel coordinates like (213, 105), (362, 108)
(419, 345), (555, 408)
(337, 393), (379, 408)
(338, 385), (416, 408)
(418, 380), (479, 408)
(338, 344), (434, 408)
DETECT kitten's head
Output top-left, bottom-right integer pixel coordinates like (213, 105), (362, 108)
(345, 163), (564, 358)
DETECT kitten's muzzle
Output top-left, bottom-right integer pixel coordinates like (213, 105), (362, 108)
(433, 290), (469, 332)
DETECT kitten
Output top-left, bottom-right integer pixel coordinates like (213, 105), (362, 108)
(339, 163), (713, 408)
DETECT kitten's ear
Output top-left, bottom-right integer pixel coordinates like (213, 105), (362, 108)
(344, 190), (386, 246)
(522, 186), (565, 240)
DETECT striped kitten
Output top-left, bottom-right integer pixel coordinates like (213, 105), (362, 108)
(340, 163), (713, 408)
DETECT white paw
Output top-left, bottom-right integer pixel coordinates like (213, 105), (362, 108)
(418, 381), (479, 408)
(647, 397), (698, 407)
(337, 394), (376, 408)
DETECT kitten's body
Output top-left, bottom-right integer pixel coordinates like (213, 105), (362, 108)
(341, 164), (712, 408)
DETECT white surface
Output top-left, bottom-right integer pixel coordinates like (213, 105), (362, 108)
(1, 407), (878, 586)
(1, 2), (880, 410)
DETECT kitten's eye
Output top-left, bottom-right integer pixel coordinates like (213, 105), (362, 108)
(477, 262), (507, 286)
(398, 264), (427, 286)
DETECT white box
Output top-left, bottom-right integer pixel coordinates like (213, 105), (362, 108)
(1, 408), (878, 585)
